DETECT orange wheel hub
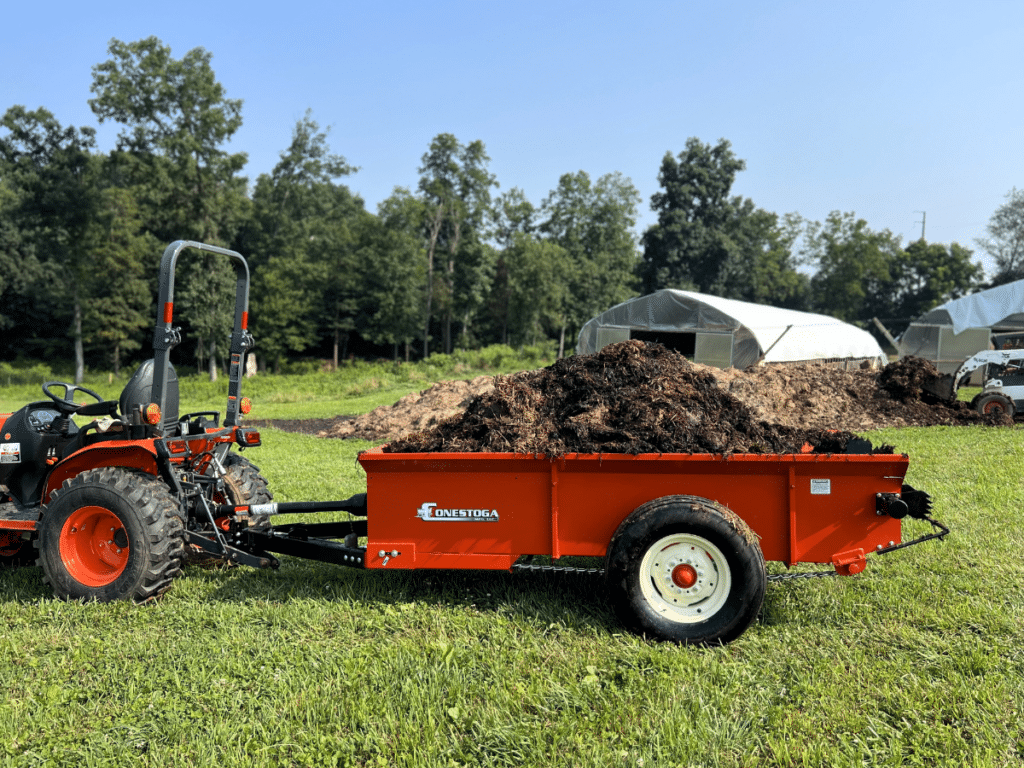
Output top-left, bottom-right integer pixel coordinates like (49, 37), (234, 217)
(671, 563), (699, 589)
(58, 506), (129, 586)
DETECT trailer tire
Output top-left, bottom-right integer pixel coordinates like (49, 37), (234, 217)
(605, 495), (766, 645)
(36, 467), (185, 602)
(974, 392), (1015, 418)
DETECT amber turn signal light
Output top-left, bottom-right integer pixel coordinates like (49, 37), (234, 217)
(143, 403), (162, 425)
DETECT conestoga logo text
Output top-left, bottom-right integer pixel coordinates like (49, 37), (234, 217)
(416, 502), (499, 522)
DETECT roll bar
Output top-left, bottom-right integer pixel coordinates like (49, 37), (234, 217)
(152, 240), (254, 434)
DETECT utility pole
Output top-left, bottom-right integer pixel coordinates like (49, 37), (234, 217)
(914, 211), (926, 241)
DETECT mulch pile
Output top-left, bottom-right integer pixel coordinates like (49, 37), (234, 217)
(280, 342), (1010, 453)
(712, 354), (1000, 432)
(385, 341), (876, 456)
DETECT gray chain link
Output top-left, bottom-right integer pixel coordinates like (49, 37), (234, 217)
(511, 514), (947, 582)
(512, 561), (839, 581)
(767, 570), (836, 581)
(511, 561), (605, 576)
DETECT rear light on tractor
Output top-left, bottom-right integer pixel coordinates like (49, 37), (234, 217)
(164, 440), (187, 455)
(240, 397), (252, 415)
(143, 403), (162, 426)
(237, 429), (261, 447)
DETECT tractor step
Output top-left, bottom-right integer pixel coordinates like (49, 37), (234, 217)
(0, 500), (39, 530)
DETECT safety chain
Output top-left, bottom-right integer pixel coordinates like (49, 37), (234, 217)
(511, 561), (605, 576)
(768, 570), (836, 582)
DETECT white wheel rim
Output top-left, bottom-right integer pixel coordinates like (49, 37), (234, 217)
(639, 533), (732, 623)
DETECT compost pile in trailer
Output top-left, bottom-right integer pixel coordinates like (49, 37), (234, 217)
(381, 340), (879, 456)
(294, 344), (1007, 446)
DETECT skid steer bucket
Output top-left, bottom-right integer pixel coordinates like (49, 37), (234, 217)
(920, 374), (956, 402)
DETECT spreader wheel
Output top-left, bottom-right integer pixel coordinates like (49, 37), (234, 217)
(36, 467), (185, 602)
(605, 495), (766, 645)
(975, 392), (1015, 418)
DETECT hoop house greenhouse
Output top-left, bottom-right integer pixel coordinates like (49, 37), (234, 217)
(577, 289), (886, 369)
(897, 279), (1024, 373)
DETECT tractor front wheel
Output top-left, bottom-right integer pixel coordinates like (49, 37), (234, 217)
(605, 495), (766, 645)
(37, 467), (185, 602)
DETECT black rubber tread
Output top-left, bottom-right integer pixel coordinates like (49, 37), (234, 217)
(605, 494), (766, 646)
(222, 452), (273, 529)
(974, 392), (1015, 418)
(35, 467), (185, 602)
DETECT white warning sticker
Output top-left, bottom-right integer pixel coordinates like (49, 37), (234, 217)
(0, 443), (21, 464)
(810, 479), (831, 495)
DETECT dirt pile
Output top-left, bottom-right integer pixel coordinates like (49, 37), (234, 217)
(383, 341), (871, 456)
(318, 376), (494, 442)
(705, 356), (996, 432)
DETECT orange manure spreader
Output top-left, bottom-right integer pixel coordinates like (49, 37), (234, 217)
(1, 242), (945, 646)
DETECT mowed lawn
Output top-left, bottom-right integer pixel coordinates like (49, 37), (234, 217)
(1, 369), (1023, 767)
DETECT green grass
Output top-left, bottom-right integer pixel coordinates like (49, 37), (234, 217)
(2, 377), (1024, 766)
(0, 343), (554, 420)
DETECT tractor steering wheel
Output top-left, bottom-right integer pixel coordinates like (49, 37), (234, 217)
(42, 381), (106, 416)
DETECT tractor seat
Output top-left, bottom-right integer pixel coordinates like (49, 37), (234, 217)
(119, 359), (180, 435)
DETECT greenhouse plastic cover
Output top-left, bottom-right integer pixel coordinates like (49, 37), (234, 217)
(915, 279), (1024, 334)
(577, 289), (886, 367)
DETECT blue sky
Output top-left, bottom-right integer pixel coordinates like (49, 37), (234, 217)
(3, 0), (1021, 277)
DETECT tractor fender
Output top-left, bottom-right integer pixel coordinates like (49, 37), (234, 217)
(42, 444), (161, 503)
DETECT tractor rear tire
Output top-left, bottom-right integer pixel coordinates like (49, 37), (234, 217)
(605, 495), (766, 645)
(974, 392), (1015, 418)
(222, 452), (273, 529)
(182, 452), (274, 568)
(36, 467), (185, 602)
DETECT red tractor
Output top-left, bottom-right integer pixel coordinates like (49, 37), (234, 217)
(0, 241), (272, 600)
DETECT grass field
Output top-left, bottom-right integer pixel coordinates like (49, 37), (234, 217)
(2, 366), (1023, 766)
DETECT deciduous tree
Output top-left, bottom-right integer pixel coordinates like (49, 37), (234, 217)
(417, 134), (498, 355)
(976, 188), (1024, 285)
(541, 170), (640, 355)
(639, 138), (745, 294)
(803, 211), (902, 323)
(356, 190), (427, 360)
(242, 111), (360, 371)
(83, 187), (158, 375)
(0, 106), (98, 380)
(891, 240), (982, 326)
(90, 36), (248, 378)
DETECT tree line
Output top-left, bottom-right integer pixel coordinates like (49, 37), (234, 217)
(2, 37), (1019, 380)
